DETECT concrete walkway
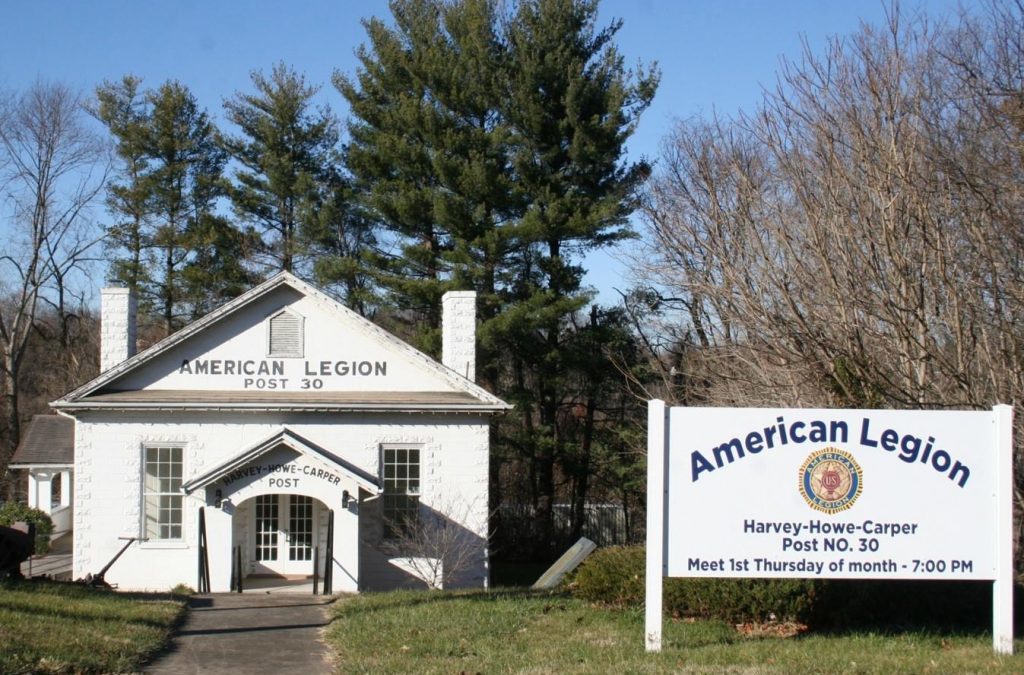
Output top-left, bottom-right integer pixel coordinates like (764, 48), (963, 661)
(20, 530), (72, 580)
(145, 593), (335, 675)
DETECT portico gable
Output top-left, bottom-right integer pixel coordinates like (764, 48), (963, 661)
(182, 428), (380, 505)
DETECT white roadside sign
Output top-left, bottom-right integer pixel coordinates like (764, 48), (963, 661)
(644, 402), (1014, 654)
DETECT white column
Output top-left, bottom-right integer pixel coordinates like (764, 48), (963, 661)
(206, 500), (235, 592)
(27, 472), (41, 510)
(442, 291), (476, 382)
(29, 471), (55, 514)
(40, 471), (55, 513)
(59, 470), (72, 508)
(334, 496), (360, 592)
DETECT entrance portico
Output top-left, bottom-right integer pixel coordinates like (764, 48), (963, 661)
(182, 428), (379, 592)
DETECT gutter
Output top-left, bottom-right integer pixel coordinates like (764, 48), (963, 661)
(51, 401), (512, 414)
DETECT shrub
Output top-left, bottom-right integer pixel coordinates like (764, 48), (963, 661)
(0, 502), (54, 556)
(572, 545), (824, 624)
(170, 583), (196, 596)
(664, 576), (823, 624)
(571, 545), (646, 606)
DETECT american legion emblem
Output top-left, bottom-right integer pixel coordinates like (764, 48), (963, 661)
(798, 448), (863, 514)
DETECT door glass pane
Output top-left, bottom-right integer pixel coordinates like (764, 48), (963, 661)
(255, 495), (278, 561)
(288, 495), (313, 561)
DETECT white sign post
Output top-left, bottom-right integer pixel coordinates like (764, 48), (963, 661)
(645, 399), (667, 651)
(645, 401), (1014, 654)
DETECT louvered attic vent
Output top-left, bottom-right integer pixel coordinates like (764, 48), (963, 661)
(267, 309), (304, 357)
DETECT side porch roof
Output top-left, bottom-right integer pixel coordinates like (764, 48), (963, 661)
(8, 415), (74, 469)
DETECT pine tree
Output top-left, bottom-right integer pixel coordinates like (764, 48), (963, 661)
(143, 82), (231, 334)
(502, 0), (657, 553)
(336, 0), (518, 356)
(340, 0), (657, 556)
(309, 181), (379, 317)
(94, 76), (151, 298)
(181, 211), (260, 321)
(223, 63), (346, 276)
(96, 79), (248, 335)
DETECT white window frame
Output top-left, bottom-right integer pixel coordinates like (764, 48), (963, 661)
(141, 444), (185, 542)
(266, 308), (305, 358)
(380, 444), (422, 539)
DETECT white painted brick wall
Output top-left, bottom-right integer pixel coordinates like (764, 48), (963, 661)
(442, 291), (476, 382)
(75, 411), (490, 592)
(100, 288), (136, 372)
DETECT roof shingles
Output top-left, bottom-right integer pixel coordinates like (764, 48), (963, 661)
(9, 415), (74, 466)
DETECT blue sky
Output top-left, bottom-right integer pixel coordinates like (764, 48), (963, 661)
(0, 0), (973, 304)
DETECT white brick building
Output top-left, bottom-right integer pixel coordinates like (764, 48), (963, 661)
(51, 272), (509, 592)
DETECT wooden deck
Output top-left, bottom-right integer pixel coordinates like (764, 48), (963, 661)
(20, 531), (72, 580)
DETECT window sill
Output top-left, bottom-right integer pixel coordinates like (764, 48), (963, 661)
(139, 540), (189, 550)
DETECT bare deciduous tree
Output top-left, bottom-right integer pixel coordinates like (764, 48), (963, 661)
(0, 81), (107, 481)
(636, 3), (1024, 561)
(380, 497), (491, 590)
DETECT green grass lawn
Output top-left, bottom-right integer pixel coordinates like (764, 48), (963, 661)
(0, 579), (184, 674)
(325, 588), (1024, 674)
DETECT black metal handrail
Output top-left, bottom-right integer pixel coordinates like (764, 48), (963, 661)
(197, 508), (210, 593)
(324, 510), (334, 594)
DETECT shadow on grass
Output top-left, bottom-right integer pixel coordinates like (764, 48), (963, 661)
(175, 621), (329, 637)
(3, 576), (187, 602)
(490, 560), (551, 587)
(0, 578), (186, 628)
(186, 599), (336, 612)
(799, 579), (1021, 639)
(588, 578), (1019, 650)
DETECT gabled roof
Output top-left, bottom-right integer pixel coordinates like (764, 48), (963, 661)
(181, 428), (380, 495)
(52, 271), (510, 413)
(8, 415), (74, 468)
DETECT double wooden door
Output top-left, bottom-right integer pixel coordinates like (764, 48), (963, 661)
(252, 494), (315, 576)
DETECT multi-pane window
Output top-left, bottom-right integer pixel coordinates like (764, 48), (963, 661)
(143, 446), (183, 540)
(382, 447), (420, 538)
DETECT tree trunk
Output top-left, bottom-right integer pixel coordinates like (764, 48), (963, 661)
(569, 394), (596, 542)
(534, 385), (559, 556)
(1, 356), (21, 498)
(164, 243), (174, 335)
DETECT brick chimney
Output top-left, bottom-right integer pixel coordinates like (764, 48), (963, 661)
(100, 287), (137, 372)
(442, 291), (476, 382)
